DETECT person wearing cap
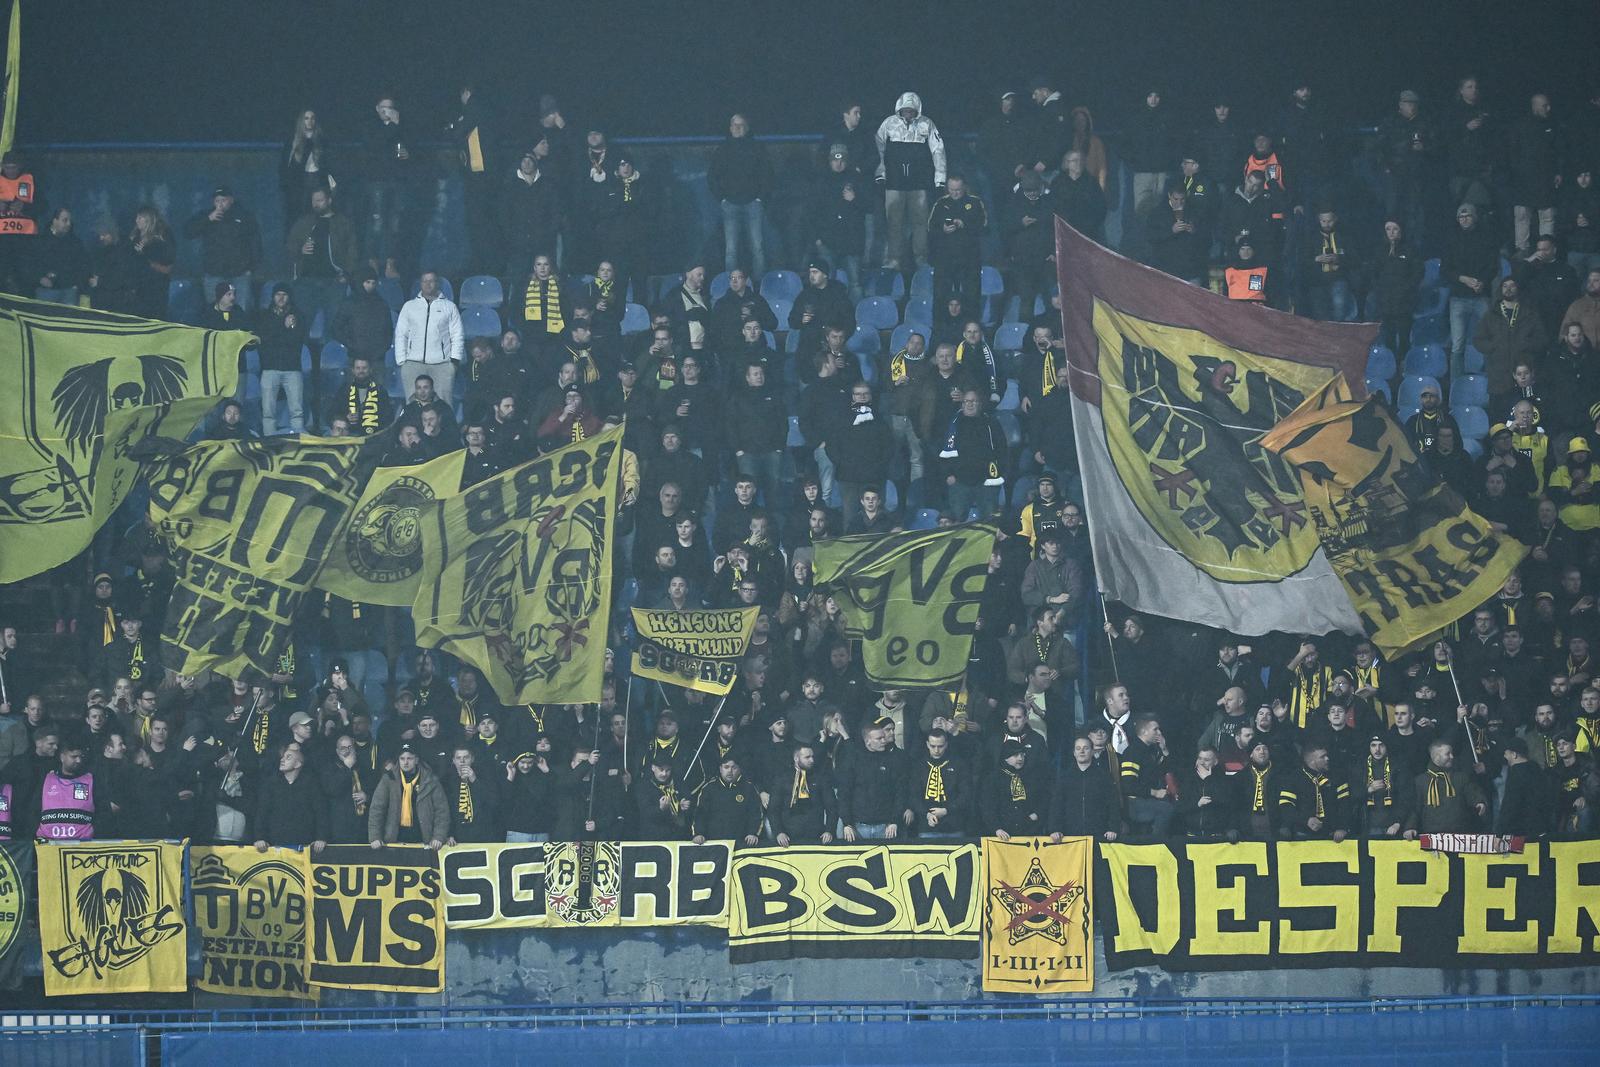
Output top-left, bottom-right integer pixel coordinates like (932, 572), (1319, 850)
(184, 184), (261, 314)
(0, 152), (36, 292)
(202, 278), (247, 339)
(1216, 170), (1277, 271)
(502, 740), (558, 843)
(592, 154), (650, 307)
(690, 754), (762, 846)
(368, 743), (449, 849)
(1402, 380), (1459, 456)
(1144, 184), (1206, 286)
(331, 264), (396, 368)
(1358, 734), (1410, 838)
(1548, 435), (1600, 531)
(1300, 206), (1360, 322)
(1377, 89), (1434, 254)
(1441, 198), (1500, 379)
(807, 147), (868, 303)
(1474, 275), (1547, 389)
(709, 113), (773, 282)
(787, 256), (853, 353)
(635, 751), (691, 841)
(97, 612), (158, 693)
(1002, 169), (1058, 326)
(1223, 233), (1270, 303)
(1483, 414), (1541, 502)
(873, 91), (945, 273)
(255, 283), (309, 434)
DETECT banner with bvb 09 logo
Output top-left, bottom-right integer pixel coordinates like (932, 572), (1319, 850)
(191, 846), (317, 1000)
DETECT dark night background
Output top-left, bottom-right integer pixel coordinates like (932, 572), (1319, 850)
(18, 1), (1600, 145)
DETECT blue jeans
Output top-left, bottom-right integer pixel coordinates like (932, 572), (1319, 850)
(1448, 295), (1488, 379)
(853, 822), (892, 841)
(365, 181), (409, 266)
(260, 369), (305, 434)
(721, 199), (767, 280)
(948, 482), (1000, 520)
(1308, 279), (1356, 322)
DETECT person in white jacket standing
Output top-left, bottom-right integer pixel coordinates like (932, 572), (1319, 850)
(875, 91), (946, 273)
(394, 271), (465, 403)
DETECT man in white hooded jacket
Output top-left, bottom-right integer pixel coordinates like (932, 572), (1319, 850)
(875, 92), (947, 273)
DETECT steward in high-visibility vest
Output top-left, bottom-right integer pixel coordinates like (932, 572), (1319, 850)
(1224, 238), (1269, 303)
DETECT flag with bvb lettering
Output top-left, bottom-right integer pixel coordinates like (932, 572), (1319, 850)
(1055, 218), (1368, 636)
(813, 524), (994, 687)
(413, 427), (621, 704)
(0, 295), (247, 582)
(1260, 379), (1527, 653)
(191, 845), (318, 1000)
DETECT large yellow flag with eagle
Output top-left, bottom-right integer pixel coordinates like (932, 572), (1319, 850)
(412, 427), (621, 704)
(0, 295), (247, 582)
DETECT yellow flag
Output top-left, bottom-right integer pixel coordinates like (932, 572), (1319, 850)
(0, 295), (248, 582)
(0, 1), (18, 158)
(191, 846), (317, 1000)
(812, 524), (994, 687)
(1261, 380), (1528, 653)
(316, 449), (467, 606)
(413, 426), (621, 704)
(147, 434), (382, 679)
(631, 606), (757, 695)
(36, 840), (188, 996)
(982, 836), (1095, 994)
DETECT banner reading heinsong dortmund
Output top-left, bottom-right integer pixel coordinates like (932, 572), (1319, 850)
(1261, 379), (1527, 653)
(191, 846), (317, 1000)
(631, 607), (758, 695)
(1054, 219), (1367, 637)
(982, 836), (1095, 994)
(0, 295), (247, 583)
(37, 840), (188, 997)
(813, 525), (994, 688)
(148, 435), (381, 680)
(316, 448), (467, 606)
(413, 426), (620, 705)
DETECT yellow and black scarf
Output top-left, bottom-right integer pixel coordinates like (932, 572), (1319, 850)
(1353, 664), (1388, 725)
(1365, 756), (1393, 807)
(1289, 666), (1330, 729)
(459, 695), (478, 731)
(1007, 769), (1028, 802)
(399, 769), (419, 827)
(99, 602), (116, 646)
(889, 347), (922, 386)
(1250, 763), (1271, 812)
(1319, 230), (1341, 272)
(1038, 346), (1058, 397)
(457, 778), (474, 822)
(621, 173), (638, 203)
(251, 708), (271, 756)
(790, 768), (810, 807)
(345, 383), (382, 433)
(126, 637), (146, 683)
(524, 276), (565, 334)
(1425, 768), (1456, 807)
(1303, 770), (1328, 818)
(352, 768), (367, 816)
(924, 760), (949, 803)
(569, 345), (600, 383)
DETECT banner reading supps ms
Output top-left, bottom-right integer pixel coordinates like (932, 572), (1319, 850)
(309, 845), (444, 992)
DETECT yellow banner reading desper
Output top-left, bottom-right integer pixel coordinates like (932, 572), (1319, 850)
(631, 607), (758, 694)
(37, 840), (188, 997)
(982, 836), (1094, 994)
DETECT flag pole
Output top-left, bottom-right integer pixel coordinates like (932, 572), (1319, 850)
(1445, 660), (1480, 766)
(686, 693), (729, 782)
(1099, 592), (1120, 680)
(621, 675), (632, 774)
(584, 702), (604, 826)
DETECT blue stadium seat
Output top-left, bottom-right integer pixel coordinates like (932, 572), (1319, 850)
(462, 305), (501, 338)
(995, 321), (1030, 353)
(710, 271), (732, 301)
(889, 323), (919, 353)
(1365, 344), (1397, 381)
(1414, 285), (1448, 319)
(1011, 474), (1037, 510)
(833, 268), (850, 287)
(621, 303), (650, 334)
(856, 296), (899, 330)
(619, 577), (640, 612)
(1421, 257), (1441, 289)
(786, 328), (803, 354)
(980, 265), (1005, 296)
(1402, 344), (1446, 378)
(1450, 373), (1489, 409)
(910, 507), (940, 530)
(1463, 436), (1485, 459)
(412, 277), (454, 302)
(883, 480), (899, 512)
(856, 351), (878, 384)
(904, 295), (933, 328)
(167, 278), (201, 324)
(1453, 405), (1489, 441)
(909, 265), (935, 296)
(760, 270), (802, 303)
(377, 278), (405, 313)
(1364, 377), (1393, 404)
(1411, 314), (1447, 346)
(964, 505), (982, 522)
(1395, 375), (1440, 412)
(786, 416), (804, 448)
(998, 380), (1021, 411)
(768, 297), (793, 329)
(1462, 344), (1486, 374)
(847, 324), (881, 357)
(865, 268), (905, 299)
(458, 275), (504, 307)
(996, 411), (1023, 450)
(384, 355), (403, 400)
(320, 340), (349, 370)
(763, 330), (776, 350)
(652, 274), (684, 303)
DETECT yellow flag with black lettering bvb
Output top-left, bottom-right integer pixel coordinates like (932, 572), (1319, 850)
(813, 524), (994, 687)
(0, 295), (248, 582)
(37, 841), (188, 996)
(982, 836), (1094, 994)
(316, 448), (467, 607)
(191, 846), (317, 1000)
(413, 426), (621, 704)
(1261, 379), (1528, 654)
(147, 434), (383, 680)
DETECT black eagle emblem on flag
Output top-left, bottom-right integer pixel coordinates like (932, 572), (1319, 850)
(51, 354), (189, 456)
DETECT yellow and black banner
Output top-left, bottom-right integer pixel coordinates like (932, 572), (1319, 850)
(1099, 839), (1600, 972)
(191, 846), (317, 1000)
(308, 845), (444, 992)
(36, 840), (187, 996)
(316, 448), (467, 607)
(441, 840), (733, 929)
(1262, 380), (1528, 654)
(812, 526), (994, 687)
(0, 841), (32, 991)
(413, 427), (621, 705)
(0, 295), (247, 583)
(631, 607), (757, 695)
(982, 836), (1094, 993)
(148, 435), (380, 680)
(728, 845), (981, 962)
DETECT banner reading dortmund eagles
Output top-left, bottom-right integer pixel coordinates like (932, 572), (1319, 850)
(37, 840), (188, 996)
(812, 525), (994, 688)
(1054, 219), (1367, 637)
(413, 427), (621, 705)
(982, 836), (1095, 994)
(631, 607), (758, 695)
(191, 846), (317, 999)
(1261, 380), (1528, 653)
(0, 841), (31, 991)
(0, 295), (247, 583)
(316, 448), (467, 606)
(148, 435), (381, 680)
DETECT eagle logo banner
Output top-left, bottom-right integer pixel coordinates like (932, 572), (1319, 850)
(37, 841), (188, 996)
